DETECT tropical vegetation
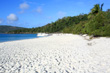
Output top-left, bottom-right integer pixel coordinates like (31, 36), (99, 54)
(8, 4), (110, 37)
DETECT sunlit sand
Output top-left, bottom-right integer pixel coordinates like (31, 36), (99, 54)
(0, 34), (110, 73)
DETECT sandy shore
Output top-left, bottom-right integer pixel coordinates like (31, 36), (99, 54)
(0, 34), (110, 73)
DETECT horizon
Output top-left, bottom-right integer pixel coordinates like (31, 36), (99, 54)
(0, 0), (110, 28)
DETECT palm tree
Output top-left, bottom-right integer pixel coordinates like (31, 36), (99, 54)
(91, 4), (100, 15)
(88, 4), (104, 19)
(101, 3), (104, 11)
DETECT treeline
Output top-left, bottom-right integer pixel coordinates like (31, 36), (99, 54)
(8, 14), (88, 33)
(9, 4), (110, 37)
(0, 25), (23, 33)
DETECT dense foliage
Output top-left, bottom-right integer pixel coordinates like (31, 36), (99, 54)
(8, 4), (110, 37)
(72, 4), (110, 37)
(8, 14), (88, 33)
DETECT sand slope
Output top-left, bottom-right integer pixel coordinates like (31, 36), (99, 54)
(0, 34), (110, 73)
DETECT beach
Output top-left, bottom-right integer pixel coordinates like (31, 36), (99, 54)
(0, 34), (110, 73)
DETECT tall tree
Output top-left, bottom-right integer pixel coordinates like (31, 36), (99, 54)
(101, 3), (104, 11)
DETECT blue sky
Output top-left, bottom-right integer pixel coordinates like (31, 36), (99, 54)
(0, 0), (110, 28)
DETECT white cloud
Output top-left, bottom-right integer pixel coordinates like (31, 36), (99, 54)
(36, 7), (42, 13)
(7, 14), (18, 21)
(57, 11), (66, 18)
(19, 2), (29, 14)
(19, 2), (29, 10)
(0, 19), (3, 24)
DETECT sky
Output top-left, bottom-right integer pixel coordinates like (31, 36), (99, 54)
(0, 0), (110, 28)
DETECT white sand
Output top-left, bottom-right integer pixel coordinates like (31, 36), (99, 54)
(0, 34), (110, 73)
